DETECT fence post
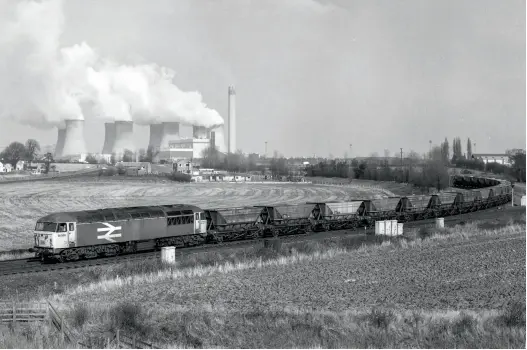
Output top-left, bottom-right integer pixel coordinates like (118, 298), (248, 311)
(116, 329), (120, 348)
(12, 302), (16, 323)
(132, 334), (136, 348)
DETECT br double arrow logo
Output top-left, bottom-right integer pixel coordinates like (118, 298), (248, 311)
(97, 223), (122, 242)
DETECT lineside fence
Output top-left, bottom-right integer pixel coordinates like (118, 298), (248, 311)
(0, 301), (159, 349)
(0, 301), (47, 323)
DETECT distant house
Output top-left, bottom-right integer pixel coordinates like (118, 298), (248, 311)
(4, 164), (13, 172)
(0, 162), (5, 173)
(117, 162), (151, 174)
(234, 174), (251, 182)
(191, 175), (203, 182)
(472, 154), (511, 167)
(16, 161), (25, 171)
(174, 160), (196, 175)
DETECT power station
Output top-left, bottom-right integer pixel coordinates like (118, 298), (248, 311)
(52, 86), (235, 162)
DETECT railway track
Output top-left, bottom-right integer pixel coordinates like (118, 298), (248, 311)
(0, 205), (523, 276)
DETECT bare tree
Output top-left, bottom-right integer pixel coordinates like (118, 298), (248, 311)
(0, 142), (26, 167)
(122, 149), (134, 162)
(407, 150), (421, 166)
(25, 139), (40, 162)
(440, 138), (450, 165)
(43, 152), (54, 174)
(467, 138), (473, 159)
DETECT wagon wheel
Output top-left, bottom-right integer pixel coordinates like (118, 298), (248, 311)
(60, 249), (79, 262)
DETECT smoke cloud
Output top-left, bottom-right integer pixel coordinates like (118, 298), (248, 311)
(0, 0), (224, 129)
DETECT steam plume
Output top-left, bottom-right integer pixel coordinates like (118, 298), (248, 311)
(0, 0), (224, 129)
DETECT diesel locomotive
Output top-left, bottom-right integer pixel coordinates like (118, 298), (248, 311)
(29, 175), (513, 262)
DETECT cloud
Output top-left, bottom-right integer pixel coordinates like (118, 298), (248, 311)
(0, 0), (224, 129)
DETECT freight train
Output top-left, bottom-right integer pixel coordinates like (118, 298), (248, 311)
(29, 175), (513, 262)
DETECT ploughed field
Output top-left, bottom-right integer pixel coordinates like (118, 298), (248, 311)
(0, 179), (390, 250)
(61, 227), (525, 311)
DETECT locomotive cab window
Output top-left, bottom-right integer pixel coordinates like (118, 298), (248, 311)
(58, 223), (67, 232)
(35, 222), (57, 232)
(68, 223), (74, 231)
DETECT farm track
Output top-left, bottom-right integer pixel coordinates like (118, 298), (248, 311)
(0, 206), (522, 276)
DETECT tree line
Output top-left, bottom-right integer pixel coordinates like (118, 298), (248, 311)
(200, 146), (293, 177)
(0, 139), (43, 167)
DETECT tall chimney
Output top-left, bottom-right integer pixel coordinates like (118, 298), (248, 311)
(192, 125), (209, 139)
(54, 127), (66, 158)
(112, 121), (134, 155)
(101, 122), (116, 154)
(228, 86), (236, 153)
(210, 131), (216, 149)
(61, 119), (87, 156)
(148, 123), (163, 152)
(160, 122), (180, 149)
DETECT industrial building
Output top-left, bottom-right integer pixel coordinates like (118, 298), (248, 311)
(472, 154), (512, 166)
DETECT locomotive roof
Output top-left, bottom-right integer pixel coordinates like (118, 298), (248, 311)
(37, 204), (203, 223)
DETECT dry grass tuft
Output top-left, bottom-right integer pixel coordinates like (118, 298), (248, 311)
(42, 302), (527, 348)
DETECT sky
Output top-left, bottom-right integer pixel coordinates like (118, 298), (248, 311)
(0, 0), (524, 158)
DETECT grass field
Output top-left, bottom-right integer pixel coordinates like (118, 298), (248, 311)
(14, 217), (520, 348)
(0, 179), (391, 251)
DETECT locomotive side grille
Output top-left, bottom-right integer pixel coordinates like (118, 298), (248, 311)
(167, 214), (194, 226)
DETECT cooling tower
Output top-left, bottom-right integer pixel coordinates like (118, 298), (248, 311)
(192, 125), (209, 139)
(101, 122), (116, 154)
(148, 123), (163, 151)
(112, 121), (135, 155)
(61, 119), (87, 156)
(160, 122), (180, 149)
(54, 127), (66, 158)
(228, 86), (236, 153)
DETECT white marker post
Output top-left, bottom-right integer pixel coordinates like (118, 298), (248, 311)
(97, 223), (122, 242)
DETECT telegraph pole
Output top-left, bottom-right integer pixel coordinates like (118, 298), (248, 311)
(348, 144), (352, 178)
(264, 141), (267, 158)
(429, 140), (432, 159)
(400, 148), (403, 167)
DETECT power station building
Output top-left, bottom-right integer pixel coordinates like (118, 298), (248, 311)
(156, 129), (219, 161)
(52, 85), (234, 164)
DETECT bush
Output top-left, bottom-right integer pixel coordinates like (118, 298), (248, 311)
(364, 308), (395, 329)
(98, 166), (118, 176)
(417, 227), (435, 240)
(451, 312), (477, 336)
(72, 303), (89, 328)
(110, 302), (143, 332)
(497, 300), (526, 327)
(166, 172), (191, 182)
